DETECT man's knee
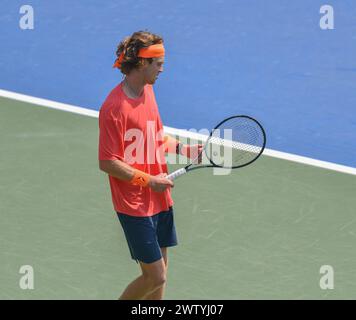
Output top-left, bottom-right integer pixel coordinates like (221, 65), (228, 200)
(144, 272), (166, 291)
(140, 258), (167, 291)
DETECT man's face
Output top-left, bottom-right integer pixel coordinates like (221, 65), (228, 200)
(142, 57), (164, 85)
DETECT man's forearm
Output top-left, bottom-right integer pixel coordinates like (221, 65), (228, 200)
(99, 159), (135, 181)
(99, 159), (173, 191)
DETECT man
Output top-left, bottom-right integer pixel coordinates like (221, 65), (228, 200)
(98, 31), (201, 300)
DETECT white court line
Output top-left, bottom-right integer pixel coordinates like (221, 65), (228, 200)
(1, 88), (356, 176)
(0, 89), (99, 118)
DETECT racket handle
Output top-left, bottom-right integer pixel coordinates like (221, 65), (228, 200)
(167, 168), (187, 181)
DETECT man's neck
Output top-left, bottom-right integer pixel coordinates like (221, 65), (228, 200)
(124, 75), (145, 99)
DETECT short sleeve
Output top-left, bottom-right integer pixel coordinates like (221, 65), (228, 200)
(98, 107), (125, 161)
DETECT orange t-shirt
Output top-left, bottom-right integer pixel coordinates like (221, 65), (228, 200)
(98, 83), (174, 217)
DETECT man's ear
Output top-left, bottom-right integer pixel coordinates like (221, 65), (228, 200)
(138, 59), (148, 70)
(142, 58), (150, 66)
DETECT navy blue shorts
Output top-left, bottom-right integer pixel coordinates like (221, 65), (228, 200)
(117, 207), (178, 264)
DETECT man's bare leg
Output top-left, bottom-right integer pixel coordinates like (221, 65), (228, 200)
(119, 256), (166, 300)
(145, 248), (168, 300)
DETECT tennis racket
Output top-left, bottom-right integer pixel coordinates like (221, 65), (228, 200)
(167, 115), (266, 180)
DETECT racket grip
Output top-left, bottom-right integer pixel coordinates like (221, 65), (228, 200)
(167, 168), (187, 181)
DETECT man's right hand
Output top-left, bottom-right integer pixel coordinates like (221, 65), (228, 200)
(149, 173), (174, 192)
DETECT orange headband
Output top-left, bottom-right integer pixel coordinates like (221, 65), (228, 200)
(113, 43), (165, 69)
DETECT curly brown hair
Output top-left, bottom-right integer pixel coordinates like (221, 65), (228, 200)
(115, 31), (164, 75)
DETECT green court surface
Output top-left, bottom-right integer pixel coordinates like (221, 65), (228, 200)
(1, 97), (356, 299)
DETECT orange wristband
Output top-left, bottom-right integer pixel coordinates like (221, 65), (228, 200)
(130, 169), (150, 187)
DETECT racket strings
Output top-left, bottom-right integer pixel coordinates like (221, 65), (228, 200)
(206, 117), (265, 168)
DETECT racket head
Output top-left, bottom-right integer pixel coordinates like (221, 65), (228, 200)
(204, 115), (266, 169)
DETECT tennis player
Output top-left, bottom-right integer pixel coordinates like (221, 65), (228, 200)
(98, 31), (201, 300)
